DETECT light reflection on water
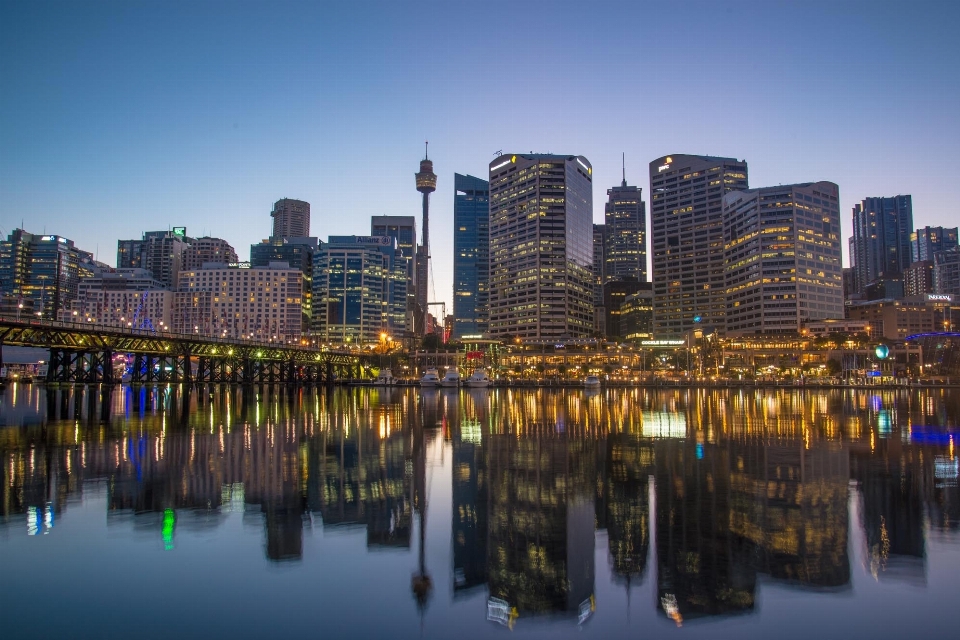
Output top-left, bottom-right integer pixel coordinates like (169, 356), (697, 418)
(1, 384), (959, 639)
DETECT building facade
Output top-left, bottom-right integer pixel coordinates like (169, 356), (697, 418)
(59, 267), (172, 331)
(649, 155), (749, 337)
(723, 182), (844, 336)
(117, 228), (191, 289)
(933, 246), (960, 295)
(845, 294), (957, 340)
(620, 284), (654, 342)
(850, 195), (913, 296)
(604, 175), (646, 283)
(271, 198), (311, 239)
(452, 173), (490, 339)
(910, 226), (958, 263)
(0, 229), (93, 319)
(312, 236), (407, 345)
(903, 260), (934, 297)
(371, 216), (418, 339)
(174, 262), (304, 341)
(488, 154), (594, 341)
(181, 237), (238, 271)
(250, 236), (317, 329)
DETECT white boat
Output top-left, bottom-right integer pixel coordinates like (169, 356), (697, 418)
(584, 375), (601, 388)
(465, 368), (490, 388)
(420, 368), (441, 387)
(375, 368), (396, 386)
(441, 368), (461, 387)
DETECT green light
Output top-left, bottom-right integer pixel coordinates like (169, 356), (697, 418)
(875, 344), (890, 360)
(162, 509), (175, 550)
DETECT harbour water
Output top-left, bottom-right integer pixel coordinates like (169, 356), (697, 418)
(1, 384), (958, 639)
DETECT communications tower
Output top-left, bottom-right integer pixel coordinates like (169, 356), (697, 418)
(415, 142), (437, 337)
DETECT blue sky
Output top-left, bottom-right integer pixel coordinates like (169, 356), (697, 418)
(2, 0), (959, 310)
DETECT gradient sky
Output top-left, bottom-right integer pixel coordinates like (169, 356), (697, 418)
(2, 0), (959, 311)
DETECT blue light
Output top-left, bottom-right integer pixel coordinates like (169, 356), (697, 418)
(696, 443), (704, 459)
(693, 315), (702, 323)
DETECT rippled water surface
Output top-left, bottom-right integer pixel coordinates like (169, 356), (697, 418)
(2, 384), (959, 639)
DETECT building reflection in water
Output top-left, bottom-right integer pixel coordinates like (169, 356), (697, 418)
(1, 383), (959, 628)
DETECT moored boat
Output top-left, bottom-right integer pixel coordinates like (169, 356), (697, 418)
(420, 368), (441, 387)
(584, 375), (601, 388)
(441, 368), (461, 387)
(465, 368), (490, 388)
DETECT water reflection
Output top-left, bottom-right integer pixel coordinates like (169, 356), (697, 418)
(1, 384), (959, 634)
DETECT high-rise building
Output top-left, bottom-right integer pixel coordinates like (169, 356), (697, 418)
(371, 216), (418, 340)
(911, 226), (958, 263)
(619, 284), (654, 342)
(312, 235), (407, 344)
(592, 224), (606, 335)
(603, 278), (643, 340)
(452, 173), (490, 340)
(0, 229), (94, 319)
(723, 182), (843, 336)
(604, 165), (647, 283)
(488, 154), (594, 341)
(415, 146), (437, 337)
(271, 198), (311, 239)
(904, 260), (934, 297)
(181, 237), (238, 271)
(649, 155), (748, 337)
(250, 236), (318, 329)
(174, 261), (304, 340)
(851, 195), (913, 296)
(933, 246), (960, 295)
(117, 228), (191, 289)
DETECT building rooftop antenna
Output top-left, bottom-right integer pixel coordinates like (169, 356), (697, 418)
(622, 152), (627, 187)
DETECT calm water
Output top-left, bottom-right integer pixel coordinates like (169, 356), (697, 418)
(1, 384), (959, 640)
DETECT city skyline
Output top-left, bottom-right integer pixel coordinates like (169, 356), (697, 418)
(3, 2), (959, 313)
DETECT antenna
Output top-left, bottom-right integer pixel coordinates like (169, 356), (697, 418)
(622, 152), (626, 187)
(425, 140), (429, 160)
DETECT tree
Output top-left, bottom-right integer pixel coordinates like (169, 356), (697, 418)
(421, 333), (441, 351)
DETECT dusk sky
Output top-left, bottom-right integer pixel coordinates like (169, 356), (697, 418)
(2, 0), (959, 310)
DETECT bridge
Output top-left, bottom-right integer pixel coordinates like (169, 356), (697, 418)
(0, 319), (369, 385)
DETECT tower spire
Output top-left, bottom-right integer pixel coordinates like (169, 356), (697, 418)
(425, 140), (429, 160)
(622, 152), (627, 187)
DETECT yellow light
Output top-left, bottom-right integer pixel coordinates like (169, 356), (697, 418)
(666, 156), (673, 163)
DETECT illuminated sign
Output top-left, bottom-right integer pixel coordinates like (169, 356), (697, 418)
(658, 157), (673, 172)
(354, 236), (393, 246)
(641, 339), (685, 347)
(172, 227), (186, 237)
(576, 158), (592, 174)
(491, 159), (511, 172)
(462, 334), (483, 339)
(927, 294), (954, 302)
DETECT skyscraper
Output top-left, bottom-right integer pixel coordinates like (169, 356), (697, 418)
(723, 182), (843, 336)
(117, 228), (191, 289)
(911, 226), (959, 263)
(415, 145), (437, 337)
(851, 195), (913, 296)
(488, 154), (594, 340)
(604, 161), (647, 283)
(452, 173), (489, 339)
(0, 229), (93, 319)
(649, 155), (748, 337)
(271, 198), (311, 239)
(250, 235), (318, 329)
(371, 215), (418, 340)
(312, 235), (406, 344)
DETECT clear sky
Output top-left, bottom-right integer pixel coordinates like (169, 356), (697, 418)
(2, 0), (959, 312)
